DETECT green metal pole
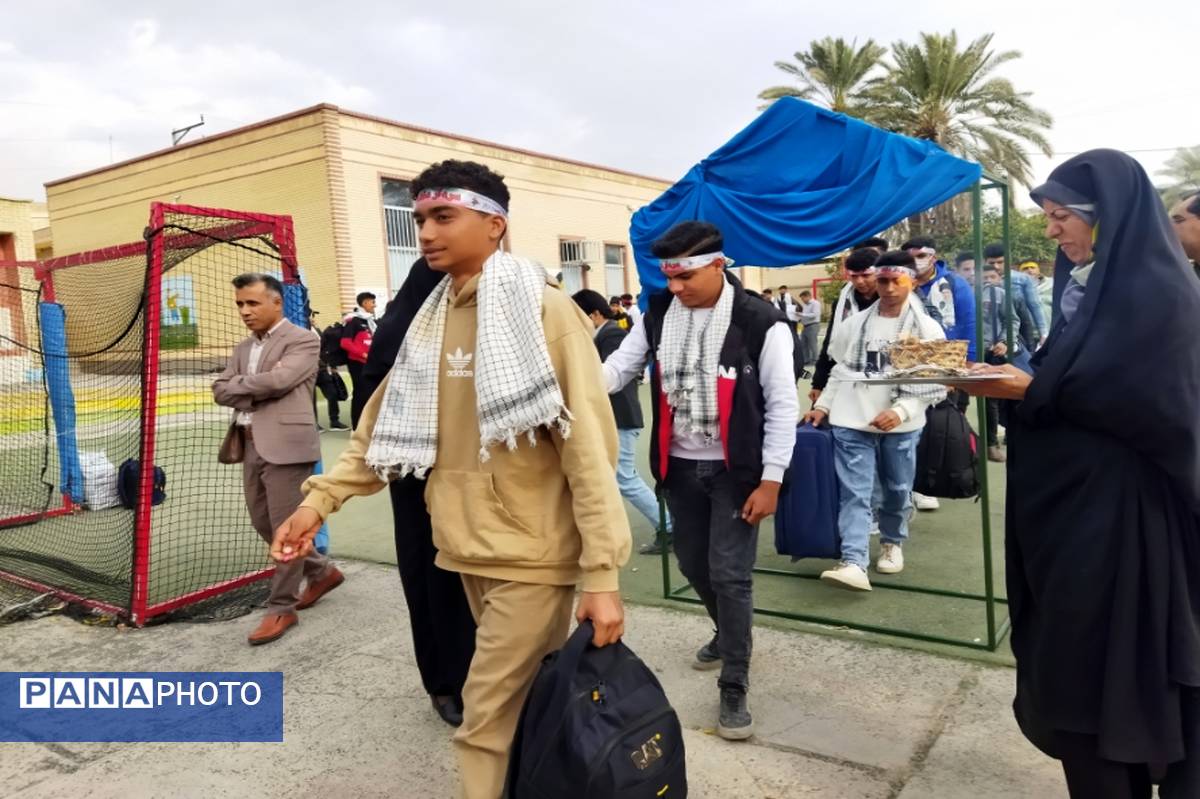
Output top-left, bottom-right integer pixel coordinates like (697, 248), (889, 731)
(1002, 184), (1014, 354)
(751, 566), (1008, 603)
(665, 590), (1000, 651)
(973, 181), (999, 649)
(658, 493), (671, 599)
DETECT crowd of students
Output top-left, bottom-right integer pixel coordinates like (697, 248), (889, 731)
(211, 151), (1200, 798)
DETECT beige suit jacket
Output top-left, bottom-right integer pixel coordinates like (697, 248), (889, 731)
(212, 318), (321, 465)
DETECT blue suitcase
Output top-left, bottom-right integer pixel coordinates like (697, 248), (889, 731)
(775, 424), (841, 560)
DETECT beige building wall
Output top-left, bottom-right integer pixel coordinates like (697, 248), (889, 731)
(741, 264), (832, 295)
(43, 108), (341, 327)
(0, 197), (38, 381)
(0, 197), (36, 260)
(30, 202), (51, 260)
(42, 104), (672, 324)
(335, 110), (668, 307)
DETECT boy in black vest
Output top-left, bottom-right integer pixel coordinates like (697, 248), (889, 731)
(603, 221), (799, 740)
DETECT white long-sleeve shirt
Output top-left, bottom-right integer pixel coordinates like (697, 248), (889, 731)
(814, 308), (946, 433)
(799, 298), (822, 326)
(236, 318), (287, 428)
(602, 311), (799, 483)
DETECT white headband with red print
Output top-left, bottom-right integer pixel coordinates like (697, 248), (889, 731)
(414, 188), (507, 218)
(659, 251), (732, 276)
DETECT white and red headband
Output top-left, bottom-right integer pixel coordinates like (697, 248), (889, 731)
(876, 264), (915, 278)
(414, 187), (508, 218)
(659, 251), (731, 276)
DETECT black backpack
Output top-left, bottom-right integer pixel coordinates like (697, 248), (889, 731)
(913, 399), (980, 499)
(505, 622), (687, 799)
(116, 459), (167, 510)
(319, 322), (349, 367)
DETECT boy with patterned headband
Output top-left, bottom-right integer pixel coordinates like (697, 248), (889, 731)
(805, 251), (947, 591)
(270, 159), (631, 799)
(603, 220), (799, 741)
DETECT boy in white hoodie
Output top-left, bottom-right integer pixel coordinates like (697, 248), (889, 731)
(804, 251), (947, 591)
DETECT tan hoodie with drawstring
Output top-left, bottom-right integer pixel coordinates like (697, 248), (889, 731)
(299, 273), (632, 592)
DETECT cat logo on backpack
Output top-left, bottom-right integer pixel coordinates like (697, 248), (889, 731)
(631, 732), (664, 770)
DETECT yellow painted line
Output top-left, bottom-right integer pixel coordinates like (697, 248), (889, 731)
(0, 391), (221, 435)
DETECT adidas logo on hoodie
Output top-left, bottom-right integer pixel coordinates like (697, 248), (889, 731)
(446, 348), (474, 378)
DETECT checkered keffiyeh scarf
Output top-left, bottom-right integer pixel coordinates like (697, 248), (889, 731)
(843, 297), (947, 404)
(365, 251), (571, 480)
(833, 281), (859, 323)
(659, 278), (734, 442)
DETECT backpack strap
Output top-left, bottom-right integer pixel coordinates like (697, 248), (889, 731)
(546, 621), (595, 711)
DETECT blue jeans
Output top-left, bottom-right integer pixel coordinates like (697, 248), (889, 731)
(832, 427), (922, 569)
(617, 429), (671, 532)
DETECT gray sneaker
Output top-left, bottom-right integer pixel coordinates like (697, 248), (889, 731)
(693, 634), (722, 671)
(717, 686), (754, 740)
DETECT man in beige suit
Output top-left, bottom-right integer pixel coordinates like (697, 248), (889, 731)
(213, 273), (345, 645)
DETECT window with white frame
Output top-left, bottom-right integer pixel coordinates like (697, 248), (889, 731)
(559, 239), (594, 295)
(382, 179), (419, 289)
(604, 244), (625, 297)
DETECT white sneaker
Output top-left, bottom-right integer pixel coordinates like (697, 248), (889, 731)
(912, 492), (940, 511)
(820, 562), (872, 592)
(876, 543), (904, 574)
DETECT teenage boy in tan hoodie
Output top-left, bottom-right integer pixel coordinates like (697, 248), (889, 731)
(270, 159), (631, 799)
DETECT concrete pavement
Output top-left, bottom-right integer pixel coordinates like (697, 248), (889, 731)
(0, 560), (1065, 798)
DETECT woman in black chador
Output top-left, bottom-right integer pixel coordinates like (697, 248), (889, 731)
(967, 149), (1200, 797)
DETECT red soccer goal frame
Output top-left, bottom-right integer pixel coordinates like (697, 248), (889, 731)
(0, 203), (302, 626)
(133, 203), (300, 625)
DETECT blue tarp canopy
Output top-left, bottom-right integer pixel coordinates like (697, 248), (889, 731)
(631, 98), (983, 296)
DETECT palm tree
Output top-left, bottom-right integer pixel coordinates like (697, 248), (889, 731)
(1158, 145), (1200, 201)
(868, 31), (1053, 191)
(758, 37), (886, 115)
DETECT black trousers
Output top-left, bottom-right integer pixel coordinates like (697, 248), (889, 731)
(314, 369), (342, 426)
(347, 361), (365, 429)
(663, 458), (757, 691)
(389, 476), (476, 698)
(985, 398), (1001, 446)
(1059, 741), (1197, 798)
(983, 352), (1006, 446)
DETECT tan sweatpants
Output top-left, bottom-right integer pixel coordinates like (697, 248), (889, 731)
(455, 575), (574, 799)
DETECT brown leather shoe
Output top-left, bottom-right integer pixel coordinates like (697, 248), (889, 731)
(296, 566), (345, 610)
(247, 612), (298, 646)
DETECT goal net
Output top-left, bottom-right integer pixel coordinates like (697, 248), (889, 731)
(0, 203), (314, 625)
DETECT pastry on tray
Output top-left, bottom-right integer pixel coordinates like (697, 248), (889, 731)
(885, 338), (969, 375)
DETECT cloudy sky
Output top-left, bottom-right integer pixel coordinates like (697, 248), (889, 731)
(2, 1), (1194, 207)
